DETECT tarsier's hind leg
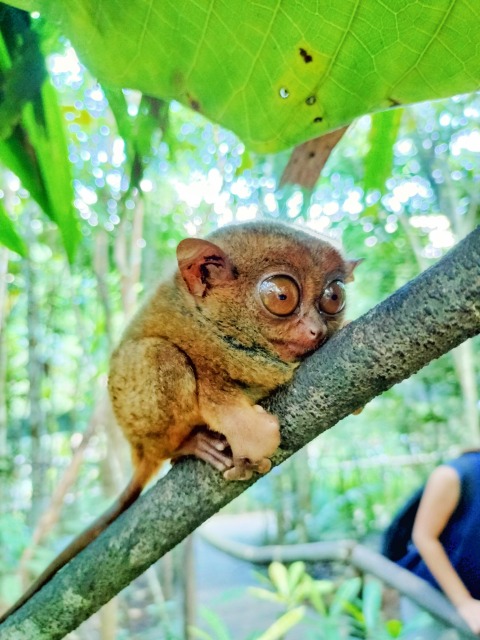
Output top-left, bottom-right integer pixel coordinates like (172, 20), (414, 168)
(109, 337), (201, 466)
(109, 337), (236, 474)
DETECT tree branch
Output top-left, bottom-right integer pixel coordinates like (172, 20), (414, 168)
(199, 528), (476, 637)
(1, 226), (479, 640)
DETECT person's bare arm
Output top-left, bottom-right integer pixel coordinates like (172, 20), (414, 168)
(412, 465), (480, 634)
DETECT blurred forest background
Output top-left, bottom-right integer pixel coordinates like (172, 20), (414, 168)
(0, 6), (479, 640)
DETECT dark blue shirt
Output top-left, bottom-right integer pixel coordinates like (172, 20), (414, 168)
(398, 451), (480, 599)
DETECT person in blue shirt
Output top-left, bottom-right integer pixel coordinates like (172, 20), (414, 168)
(398, 450), (480, 637)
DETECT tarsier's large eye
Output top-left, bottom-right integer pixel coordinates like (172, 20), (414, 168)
(259, 275), (300, 316)
(318, 280), (346, 315)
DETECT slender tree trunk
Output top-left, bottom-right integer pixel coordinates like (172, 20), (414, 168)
(18, 419), (97, 588)
(24, 211), (47, 526)
(452, 340), (479, 445)
(0, 248), (9, 507)
(408, 122), (479, 446)
(95, 198), (146, 639)
(93, 231), (113, 354)
(114, 198), (145, 319)
(98, 600), (117, 640)
(292, 447), (311, 543)
(439, 166), (479, 444)
(422, 146), (480, 444)
(182, 536), (195, 640)
(272, 471), (287, 543)
(160, 552), (174, 601)
(97, 405), (121, 640)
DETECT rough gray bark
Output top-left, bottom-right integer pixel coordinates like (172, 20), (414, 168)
(0, 226), (479, 640)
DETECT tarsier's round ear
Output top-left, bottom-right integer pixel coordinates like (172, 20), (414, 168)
(344, 258), (364, 283)
(176, 238), (236, 297)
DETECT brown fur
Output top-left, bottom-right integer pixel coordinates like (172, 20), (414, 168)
(1, 221), (358, 622)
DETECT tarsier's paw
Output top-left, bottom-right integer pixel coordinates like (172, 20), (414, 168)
(223, 456), (272, 481)
(251, 405), (281, 456)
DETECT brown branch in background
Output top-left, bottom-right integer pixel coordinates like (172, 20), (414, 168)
(199, 529), (476, 638)
(114, 197), (145, 318)
(24, 210), (47, 527)
(280, 126), (350, 189)
(93, 231), (113, 352)
(0, 248), (8, 337)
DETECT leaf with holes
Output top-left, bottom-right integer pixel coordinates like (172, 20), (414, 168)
(18, 0), (480, 152)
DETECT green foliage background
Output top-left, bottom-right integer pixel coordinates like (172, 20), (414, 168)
(0, 2), (478, 638)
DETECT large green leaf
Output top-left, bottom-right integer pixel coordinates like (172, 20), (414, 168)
(28, 0), (480, 152)
(21, 80), (81, 262)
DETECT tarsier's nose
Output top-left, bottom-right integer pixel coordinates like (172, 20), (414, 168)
(300, 313), (327, 343)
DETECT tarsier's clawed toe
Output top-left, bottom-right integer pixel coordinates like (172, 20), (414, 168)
(255, 458), (272, 474)
(223, 466), (253, 481)
(223, 456), (272, 481)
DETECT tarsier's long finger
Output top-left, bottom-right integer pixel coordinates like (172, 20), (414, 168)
(197, 450), (233, 471)
(196, 440), (233, 470)
(196, 430), (230, 451)
(175, 428), (227, 456)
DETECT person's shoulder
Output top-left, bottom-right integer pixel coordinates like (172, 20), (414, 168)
(426, 464), (460, 493)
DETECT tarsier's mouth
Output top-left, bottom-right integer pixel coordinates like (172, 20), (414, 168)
(272, 335), (329, 362)
(300, 336), (329, 359)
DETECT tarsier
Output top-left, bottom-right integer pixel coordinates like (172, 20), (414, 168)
(1, 221), (359, 622)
